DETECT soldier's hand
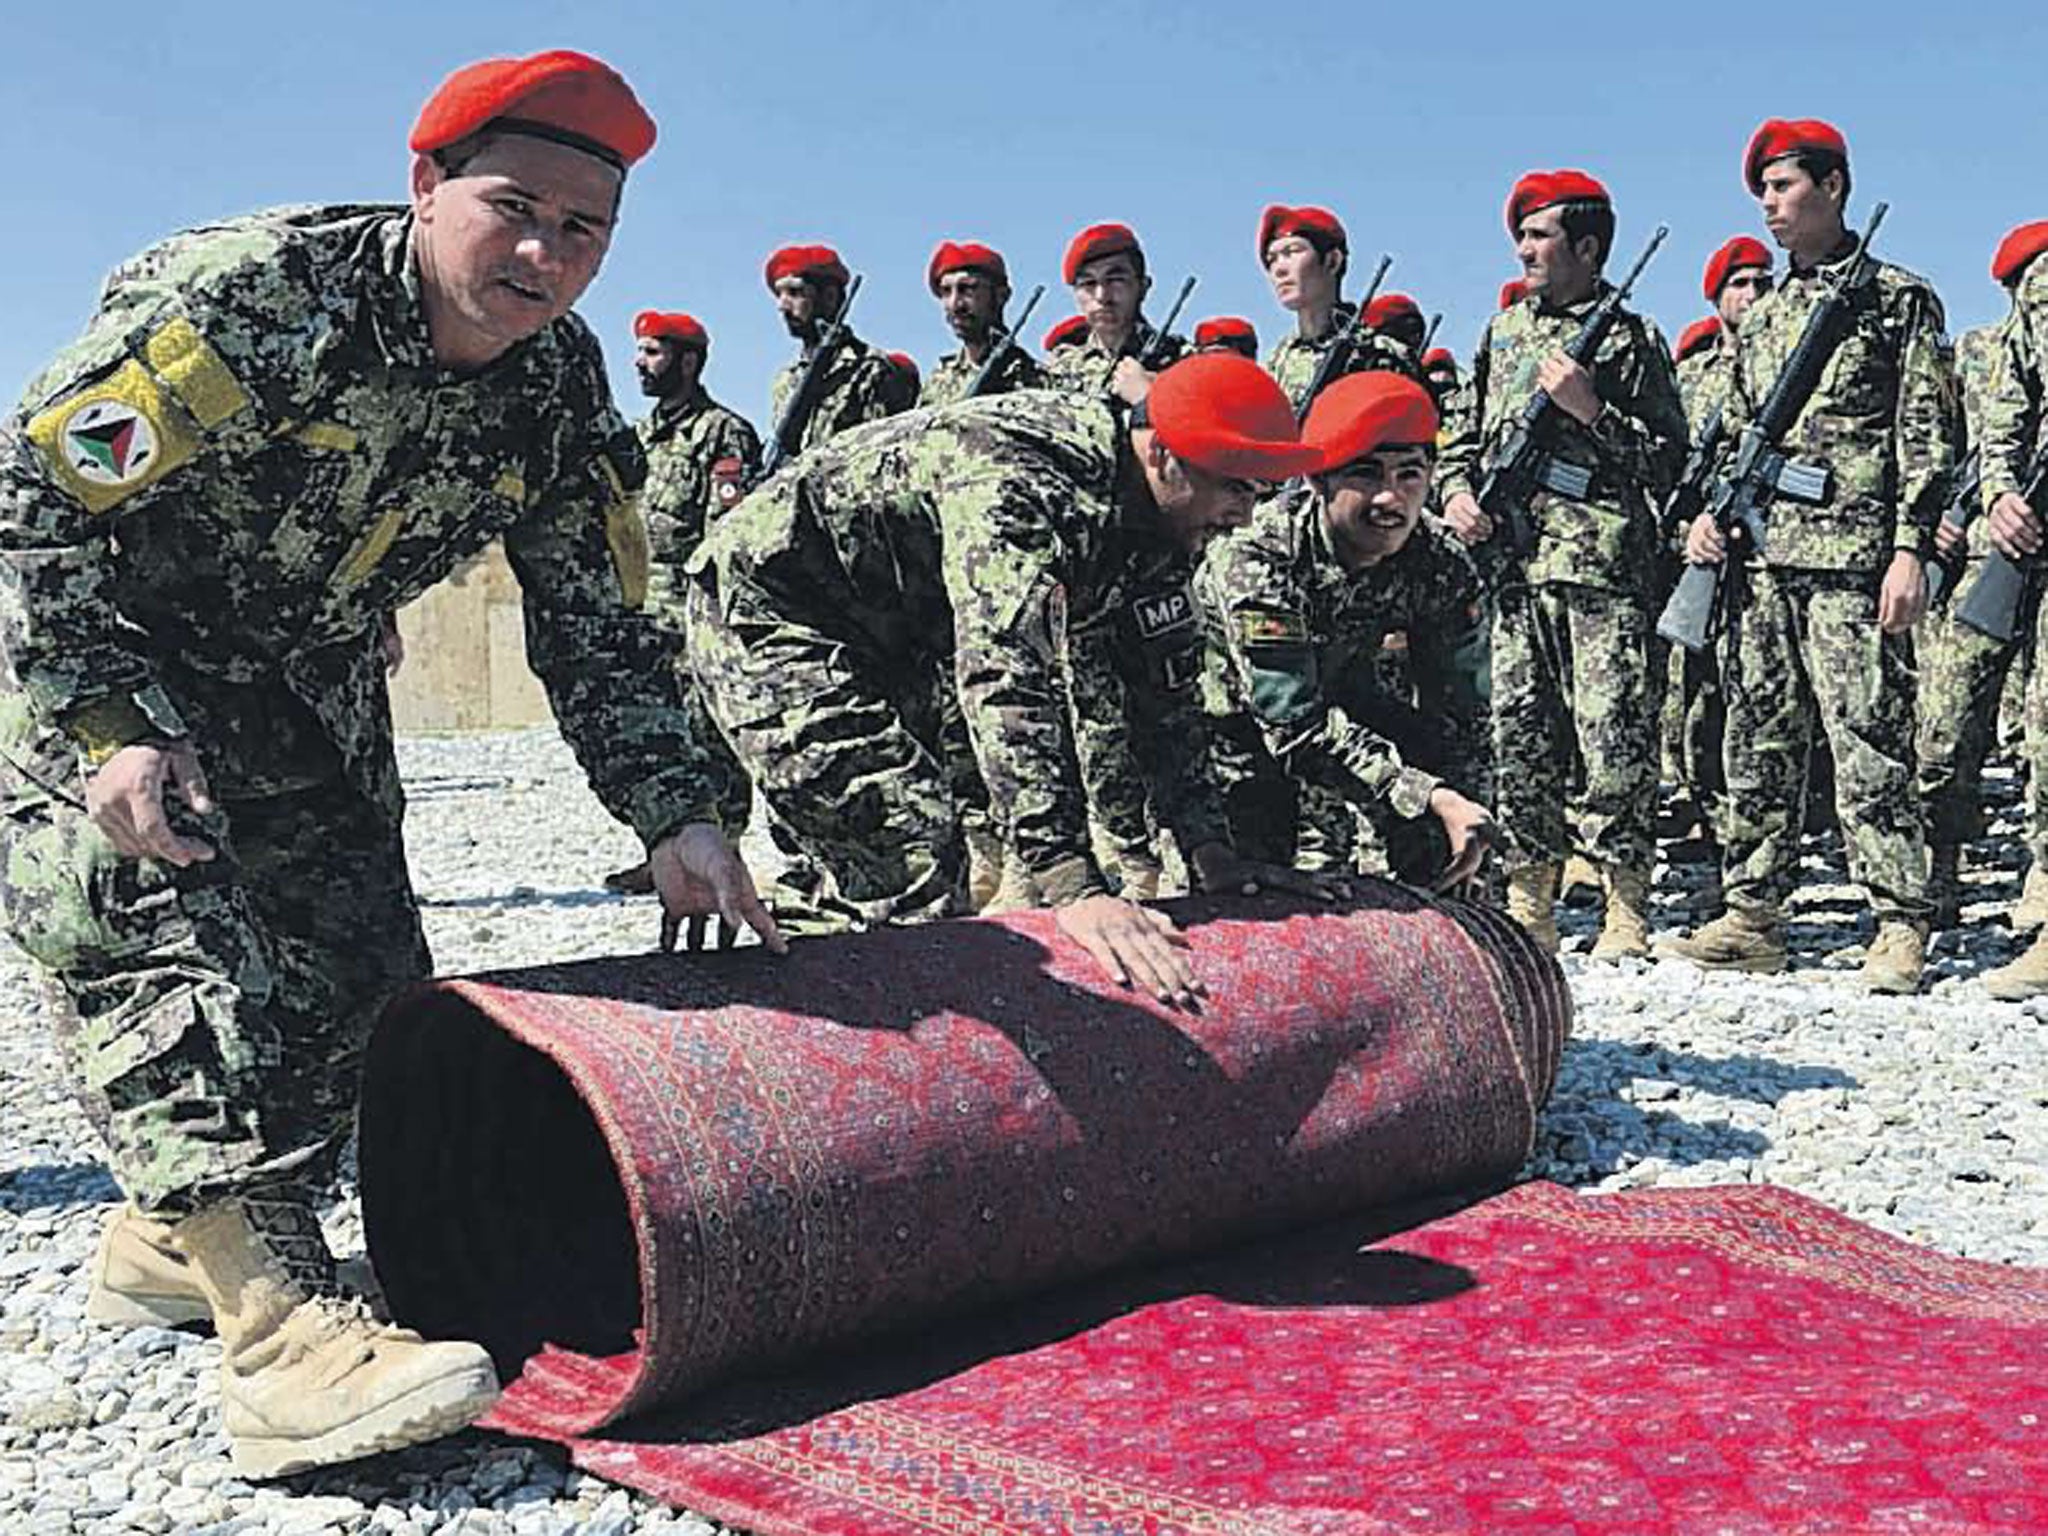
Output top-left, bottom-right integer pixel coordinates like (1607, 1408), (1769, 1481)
(1877, 550), (1927, 635)
(85, 740), (217, 867)
(1442, 492), (1494, 546)
(1536, 353), (1601, 426)
(650, 823), (787, 955)
(1685, 510), (1727, 566)
(1932, 516), (1967, 558)
(1426, 787), (1497, 893)
(1988, 492), (2043, 561)
(1057, 893), (1201, 1008)
(1189, 841), (1345, 903)
(1110, 358), (1156, 406)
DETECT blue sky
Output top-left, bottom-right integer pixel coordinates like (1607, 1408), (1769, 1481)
(5, 0), (2043, 426)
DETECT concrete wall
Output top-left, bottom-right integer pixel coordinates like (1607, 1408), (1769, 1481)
(387, 543), (554, 733)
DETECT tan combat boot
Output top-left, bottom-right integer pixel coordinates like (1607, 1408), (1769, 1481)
(86, 1206), (213, 1328)
(1929, 844), (1962, 931)
(1857, 919), (1927, 995)
(1655, 906), (1788, 972)
(1982, 929), (2048, 1000)
(1559, 852), (1602, 909)
(1591, 865), (1653, 961)
(1506, 863), (1562, 954)
(174, 1195), (498, 1480)
(2013, 865), (2048, 932)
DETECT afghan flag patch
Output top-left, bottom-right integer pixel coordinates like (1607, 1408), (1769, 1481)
(27, 358), (201, 514)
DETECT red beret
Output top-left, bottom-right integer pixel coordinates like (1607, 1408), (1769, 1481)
(927, 240), (1009, 295)
(1422, 348), (1456, 372)
(1364, 292), (1422, 330)
(1145, 354), (1320, 482)
(888, 352), (920, 385)
(1303, 372), (1441, 471)
(764, 244), (849, 293)
(1702, 236), (1772, 302)
(1674, 316), (1723, 364)
(1044, 314), (1090, 351)
(1498, 279), (1528, 310)
(1194, 316), (1258, 349)
(1506, 170), (1610, 235)
(1062, 223), (1142, 285)
(1743, 118), (1848, 195)
(411, 50), (655, 170)
(632, 311), (707, 348)
(1992, 221), (2048, 288)
(1257, 204), (1348, 259)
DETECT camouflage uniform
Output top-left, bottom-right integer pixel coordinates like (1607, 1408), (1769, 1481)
(1197, 490), (1491, 884)
(1264, 303), (1425, 412)
(0, 206), (737, 1214)
(1713, 239), (1956, 924)
(1917, 323), (2023, 853)
(1041, 320), (1189, 400)
(767, 332), (915, 458)
(1977, 255), (2048, 872)
(917, 334), (1046, 409)
(1437, 287), (1687, 875)
(684, 393), (1228, 928)
(1670, 340), (1743, 834)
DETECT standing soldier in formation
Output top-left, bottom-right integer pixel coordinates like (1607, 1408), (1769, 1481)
(1439, 170), (1686, 959)
(1661, 120), (1955, 992)
(684, 354), (1325, 995)
(1195, 317), (1260, 359)
(764, 243), (914, 455)
(1044, 313), (1091, 354)
(1422, 347), (1460, 406)
(1363, 291), (1430, 377)
(1044, 222), (1189, 403)
(1259, 205), (1415, 411)
(1920, 223), (2048, 941)
(0, 50), (779, 1478)
(1969, 222), (2048, 997)
(1199, 372), (1496, 888)
(919, 240), (1045, 408)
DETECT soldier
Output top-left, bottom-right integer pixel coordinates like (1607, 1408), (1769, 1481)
(1660, 119), (1955, 992)
(1044, 313), (1091, 353)
(685, 354), (1325, 997)
(1364, 291), (1429, 374)
(1422, 347), (1460, 406)
(1195, 317), (1260, 359)
(1967, 222), (2048, 997)
(1674, 316), (1722, 371)
(764, 243), (915, 455)
(1260, 204), (1419, 408)
(1043, 222), (1189, 403)
(1499, 278), (1529, 311)
(0, 51), (780, 1477)
(1439, 169), (1687, 958)
(1921, 223), (2048, 943)
(1198, 372), (1495, 888)
(919, 240), (1046, 407)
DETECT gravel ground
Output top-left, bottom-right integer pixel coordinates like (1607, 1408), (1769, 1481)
(2, 725), (2044, 1533)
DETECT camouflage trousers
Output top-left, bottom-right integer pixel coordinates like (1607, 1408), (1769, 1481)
(1718, 566), (1929, 922)
(1656, 637), (1728, 842)
(648, 562), (753, 836)
(1916, 564), (2037, 856)
(683, 570), (968, 932)
(1492, 582), (1657, 873)
(0, 756), (427, 1215)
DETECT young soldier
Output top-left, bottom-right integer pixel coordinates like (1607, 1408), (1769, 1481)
(919, 240), (1045, 407)
(1439, 169), (1687, 958)
(0, 50), (778, 1478)
(1043, 222), (1189, 403)
(1199, 372), (1495, 889)
(1195, 317), (1260, 359)
(1260, 204), (1419, 412)
(684, 355), (1324, 997)
(1920, 223), (2048, 941)
(1661, 120), (1956, 992)
(764, 243), (914, 454)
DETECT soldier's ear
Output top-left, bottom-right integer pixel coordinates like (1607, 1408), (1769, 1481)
(409, 154), (447, 219)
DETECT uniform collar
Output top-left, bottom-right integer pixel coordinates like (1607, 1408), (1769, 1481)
(648, 386), (711, 432)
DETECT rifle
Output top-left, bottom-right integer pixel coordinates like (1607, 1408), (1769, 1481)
(1955, 442), (2048, 642)
(761, 272), (865, 477)
(1291, 253), (1393, 421)
(1925, 447), (1983, 610)
(1421, 312), (1443, 356)
(1474, 227), (1667, 560)
(963, 284), (1047, 400)
(1658, 205), (1887, 652)
(1138, 275), (1199, 369)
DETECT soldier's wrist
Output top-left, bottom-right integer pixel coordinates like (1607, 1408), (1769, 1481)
(1036, 854), (1112, 907)
(62, 686), (189, 768)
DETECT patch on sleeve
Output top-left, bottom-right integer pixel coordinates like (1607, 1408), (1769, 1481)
(1237, 608), (1309, 647)
(25, 360), (199, 514)
(596, 445), (651, 609)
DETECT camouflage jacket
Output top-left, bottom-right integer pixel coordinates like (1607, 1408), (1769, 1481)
(767, 331), (914, 459)
(1263, 302), (1426, 412)
(691, 392), (1227, 902)
(0, 204), (733, 844)
(1981, 255), (2048, 510)
(1198, 490), (1491, 820)
(1437, 285), (1686, 596)
(1948, 323), (2002, 557)
(1677, 339), (1740, 438)
(1719, 240), (1955, 573)
(639, 387), (762, 571)
(918, 332), (1047, 409)
(1041, 319), (1189, 398)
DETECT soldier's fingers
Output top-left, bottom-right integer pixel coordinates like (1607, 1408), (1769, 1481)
(1076, 928), (1131, 989)
(1140, 906), (1192, 947)
(129, 787), (209, 867)
(168, 744), (216, 816)
(703, 849), (788, 955)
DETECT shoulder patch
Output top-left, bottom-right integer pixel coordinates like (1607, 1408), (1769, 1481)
(26, 360), (197, 514)
(1238, 608), (1309, 646)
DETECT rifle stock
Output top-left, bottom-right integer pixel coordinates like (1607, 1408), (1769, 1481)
(1925, 448), (1982, 609)
(1956, 447), (2048, 641)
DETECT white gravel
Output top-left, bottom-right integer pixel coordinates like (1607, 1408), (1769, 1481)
(2, 725), (2043, 1533)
